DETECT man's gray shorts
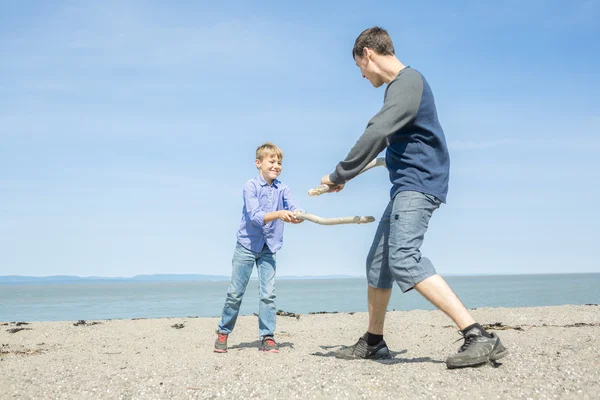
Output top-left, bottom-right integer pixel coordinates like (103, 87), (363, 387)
(366, 190), (442, 292)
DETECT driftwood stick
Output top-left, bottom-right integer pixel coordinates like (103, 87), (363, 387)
(308, 157), (386, 196)
(295, 212), (374, 225)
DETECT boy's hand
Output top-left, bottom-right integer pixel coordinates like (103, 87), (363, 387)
(292, 210), (304, 224)
(278, 210), (302, 224)
(321, 174), (345, 193)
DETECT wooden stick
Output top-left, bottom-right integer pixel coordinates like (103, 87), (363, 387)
(308, 157), (386, 196)
(295, 212), (374, 225)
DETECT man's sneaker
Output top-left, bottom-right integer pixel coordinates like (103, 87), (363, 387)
(446, 327), (508, 369)
(335, 337), (391, 360)
(214, 332), (228, 353)
(260, 336), (280, 353)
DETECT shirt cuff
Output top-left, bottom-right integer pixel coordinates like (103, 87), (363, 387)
(253, 210), (267, 226)
(330, 170), (344, 185)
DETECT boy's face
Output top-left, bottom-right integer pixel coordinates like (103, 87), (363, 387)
(255, 153), (282, 182)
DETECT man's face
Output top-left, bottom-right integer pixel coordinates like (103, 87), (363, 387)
(355, 51), (384, 88)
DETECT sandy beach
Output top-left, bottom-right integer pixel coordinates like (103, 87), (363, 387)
(1, 305), (598, 399)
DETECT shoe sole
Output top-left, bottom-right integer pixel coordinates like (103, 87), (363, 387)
(375, 351), (392, 360)
(446, 343), (508, 369)
(260, 348), (280, 353)
(335, 347), (391, 360)
(490, 347), (508, 361)
(213, 348), (227, 353)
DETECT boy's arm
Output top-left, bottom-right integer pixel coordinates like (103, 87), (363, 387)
(243, 182), (268, 227)
(244, 182), (298, 225)
(328, 73), (423, 185)
(264, 211), (283, 223)
(265, 185), (302, 224)
(282, 186), (304, 213)
(265, 210), (299, 223)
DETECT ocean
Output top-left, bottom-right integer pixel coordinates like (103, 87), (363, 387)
(1, 273), (598, 322)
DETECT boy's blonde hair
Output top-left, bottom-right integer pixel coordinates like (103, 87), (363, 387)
(256, 142), (283, 161)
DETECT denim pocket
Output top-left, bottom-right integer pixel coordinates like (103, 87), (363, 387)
(422, 193), (442, 205)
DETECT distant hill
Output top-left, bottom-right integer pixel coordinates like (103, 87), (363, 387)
(0, 274), (362, 284)
(0, 274), (229, 284)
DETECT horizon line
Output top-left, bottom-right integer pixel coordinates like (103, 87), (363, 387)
(1, 271), (598, 279)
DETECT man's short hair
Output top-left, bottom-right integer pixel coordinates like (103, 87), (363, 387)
(352, 26), (395, 59)
(256, 142), (283, 161)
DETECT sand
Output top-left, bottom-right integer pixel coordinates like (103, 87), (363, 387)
(1, 305), (599, 399)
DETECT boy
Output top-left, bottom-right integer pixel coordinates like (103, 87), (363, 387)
(214, 142), (303, 353)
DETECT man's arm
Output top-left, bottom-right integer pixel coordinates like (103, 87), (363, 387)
(329, 72), (423, 185)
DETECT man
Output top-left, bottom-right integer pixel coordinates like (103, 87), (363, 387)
(319, 26), (507, 369)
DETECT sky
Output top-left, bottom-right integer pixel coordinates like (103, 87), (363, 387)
(1, 0), (599, 278)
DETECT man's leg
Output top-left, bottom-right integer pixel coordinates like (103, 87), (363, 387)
(335, 201), (393, 359)
(367, 286), (392, 335)
(387, 191), (440, 293)
(365, 200), (394, 336)
(414, 274), (474, 330)
(388, 191), (507, 368)
(419, 273), (509, 368)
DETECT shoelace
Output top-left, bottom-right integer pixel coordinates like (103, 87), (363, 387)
(453, 333), (477, 353)
(264, 338), (276, 347)
(218, 334), (227, 343)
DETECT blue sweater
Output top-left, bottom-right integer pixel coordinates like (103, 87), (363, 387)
(329, 67), (450, 203)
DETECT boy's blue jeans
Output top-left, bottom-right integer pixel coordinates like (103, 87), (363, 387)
(217, 242), (277, 339)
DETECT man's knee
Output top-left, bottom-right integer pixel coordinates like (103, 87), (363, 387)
(390, 256), (437, 293)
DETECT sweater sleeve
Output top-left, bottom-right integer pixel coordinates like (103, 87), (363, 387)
(329, 71), (424, 184)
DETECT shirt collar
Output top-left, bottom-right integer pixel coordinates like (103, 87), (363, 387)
(257, 174), (279, 188)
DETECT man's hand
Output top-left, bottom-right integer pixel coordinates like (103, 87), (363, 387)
(278, 210), (302, 224)
(321, 174), (345, 193)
